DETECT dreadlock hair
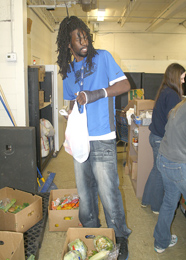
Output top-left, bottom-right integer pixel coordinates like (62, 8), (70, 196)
(155, 63), (185, 105)
(56, 16), (97, 79)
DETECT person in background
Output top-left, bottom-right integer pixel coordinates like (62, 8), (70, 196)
(56, 16), (131, 260)
(141, 63), (185, 214)
(154, 96), (186, 253)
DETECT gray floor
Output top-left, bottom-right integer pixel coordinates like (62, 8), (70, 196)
(39, 144), (186, 260)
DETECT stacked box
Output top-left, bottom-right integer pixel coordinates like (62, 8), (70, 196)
(134, 99), (154, 116)
(29, 65), (45, 82)
(39, 90), (44, 107)
(128, 88), (144, 101)
(0, 187), (42, 233)
(0, 231), (25, 260)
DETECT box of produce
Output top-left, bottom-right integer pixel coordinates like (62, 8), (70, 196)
(0, 187), (42, 232)
(0, 231), (25, 260)
(61, 227), (117, 260)
(48, 189), (80, 231)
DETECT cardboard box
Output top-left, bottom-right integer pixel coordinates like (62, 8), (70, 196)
(48, 189), (80, 231)
(29, 65), (45, 82)
(123, 99), (136, 112)
(128, 89), (144, 101)
(0, 231), (25, 260)
(39, 90), (44, 108)
(61, 228), (116, 259)
(27, 18), (32, 34)
(0, 187), (42, 233)
(134, 99), (154, 116)
(129, 155), (138, 180)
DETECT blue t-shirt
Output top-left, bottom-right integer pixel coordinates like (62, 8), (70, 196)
(149, 87), (181, 138)
(63, 50), (127, 136)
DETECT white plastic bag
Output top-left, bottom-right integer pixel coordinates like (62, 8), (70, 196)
(40, 118), (55, 136)
(63, 101), (90, 163)
(41, 136), (49, 158)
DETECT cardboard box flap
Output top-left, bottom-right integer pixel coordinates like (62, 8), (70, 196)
(0, 187), (41, 204)
(0, 231), (25, 260)
(123, 99), (136, 112)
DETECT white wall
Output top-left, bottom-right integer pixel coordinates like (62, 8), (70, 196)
(27, 8), (53, 65)
(92, 22), (186, 73)
(0, 1), (54, 127)
(0, 0), (28, 126)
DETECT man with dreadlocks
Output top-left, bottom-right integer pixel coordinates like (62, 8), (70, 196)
(57, 16), (131, 260)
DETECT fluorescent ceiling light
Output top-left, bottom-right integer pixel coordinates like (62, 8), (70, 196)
(97, 9), (105, 21)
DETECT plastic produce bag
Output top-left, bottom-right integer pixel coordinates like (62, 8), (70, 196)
(63, 101), (90, 163)
(64, 250), (82, 260)
(93, 236), (114, 252)
(68, 239), (87, 260)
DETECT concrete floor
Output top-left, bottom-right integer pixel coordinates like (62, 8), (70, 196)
(39, 144), (186, 260)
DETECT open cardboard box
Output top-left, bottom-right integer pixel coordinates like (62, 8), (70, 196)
(0, 231), (25, 260)
(61, 227), (116, 259)
(134, 99), (154, 116)
(0, 187), (42, 233)
(48, 189), (80, 231)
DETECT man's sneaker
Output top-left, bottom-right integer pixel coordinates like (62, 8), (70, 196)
(141, 203), (147, 208)
(154, 235), (178, 253)
(152, 210), (159, 215)
(116, 237), (129, 260)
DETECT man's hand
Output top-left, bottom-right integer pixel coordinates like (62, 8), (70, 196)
(76, 89), (106, 105)
(76, 92), (87, 105)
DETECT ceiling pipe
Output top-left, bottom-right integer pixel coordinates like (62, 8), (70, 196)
(146, 0), (186, 32)
(118, 0), (138, 27)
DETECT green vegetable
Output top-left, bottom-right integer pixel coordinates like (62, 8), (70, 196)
(68, 239), (87, 260)
(12, 202), (29, 214)
(2, 199), (16, 212)
(27, 255), (35, 260)
(93, 236), (114, 252)
(89, 250), (109, 260)
(64, 250), (82, 260)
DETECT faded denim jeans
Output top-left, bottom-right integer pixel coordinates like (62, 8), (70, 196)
(142, 132), (164, 211)
(73, 139), (131, 238)
(154, 154), (186, 248)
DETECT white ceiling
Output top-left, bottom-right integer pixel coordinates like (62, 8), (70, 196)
(27, 0), (186, 32)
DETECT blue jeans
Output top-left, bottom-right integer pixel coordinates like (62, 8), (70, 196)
(73, 139), (131, 238)
(154, 154), (186, 248)
(142, 132), (164, 211)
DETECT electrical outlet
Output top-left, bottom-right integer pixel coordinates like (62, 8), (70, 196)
(6, 52), (17, 62)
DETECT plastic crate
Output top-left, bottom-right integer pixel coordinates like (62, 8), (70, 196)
(24, 192), (50, 260)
